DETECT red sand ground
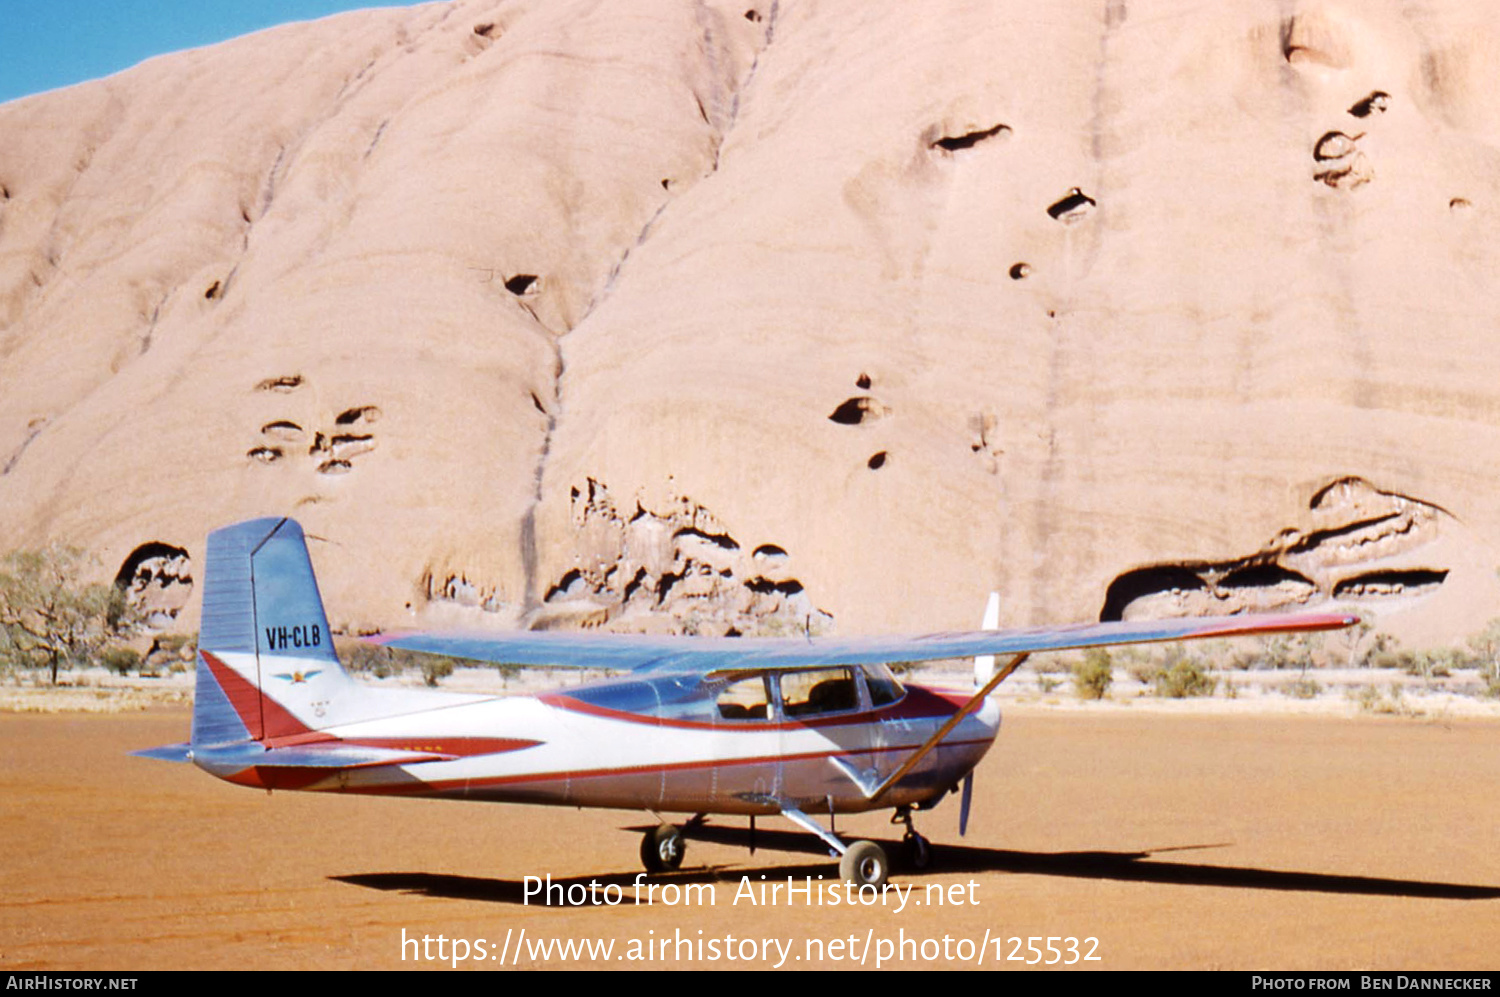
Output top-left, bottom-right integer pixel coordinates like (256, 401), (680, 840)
(2, 707), (1499, 971)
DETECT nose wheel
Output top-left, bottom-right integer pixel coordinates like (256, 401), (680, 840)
(640, 823), (685, 872)
(893, 805), (933, 871)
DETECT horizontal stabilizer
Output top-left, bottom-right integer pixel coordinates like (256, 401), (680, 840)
(131, 742), (193, 763)
(193, 741), (454, 771)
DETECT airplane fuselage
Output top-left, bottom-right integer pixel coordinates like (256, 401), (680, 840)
(194, 650), (998, 816)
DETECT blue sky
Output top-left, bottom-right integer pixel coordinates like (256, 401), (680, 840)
(0, 1), (428, 105)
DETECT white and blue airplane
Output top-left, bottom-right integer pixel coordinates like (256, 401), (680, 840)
(138, 517), (1356, 886)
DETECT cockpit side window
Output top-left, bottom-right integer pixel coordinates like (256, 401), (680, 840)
(779, 667), (860, 717)
(863, 662), (906, 707)
(716, 674), (773, 721)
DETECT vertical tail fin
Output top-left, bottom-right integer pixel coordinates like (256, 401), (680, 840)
(192, 517), (351, 747)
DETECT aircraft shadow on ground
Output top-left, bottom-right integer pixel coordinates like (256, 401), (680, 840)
(332, 823), (1500, 905)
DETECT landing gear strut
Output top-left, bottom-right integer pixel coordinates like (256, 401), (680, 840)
(893, 805), (933, 871)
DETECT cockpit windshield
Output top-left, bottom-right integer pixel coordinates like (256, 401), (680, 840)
(864, 661), (905, 706)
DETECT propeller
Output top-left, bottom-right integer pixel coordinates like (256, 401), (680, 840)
(973, 591), (1001, 687)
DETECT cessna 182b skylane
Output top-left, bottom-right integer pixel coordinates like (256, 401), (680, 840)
(139, 517), (1357, 887)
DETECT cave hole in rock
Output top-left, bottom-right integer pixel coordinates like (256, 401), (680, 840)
(745, 9), (761, 21)
(753, 544), (788, 562)
(317, 459), (352, 475)
(867, 451), (887, 469)
(1333, 569), (1448, 598)
(1348, 91), (1390, 118)
(113, 542), (191, 591)
(1219, 564), (1313, 590)
(1046, 188), (1095, 221)
(1314, 131), (1360, 162)
(674, 527), (740, 550)
(930, 123), (1010, 152)
(621, 567), (649, 602)
(504, 274), (539, 295)
(1100, 565), (1208, 621)
(1009, 262), (1031, 280)
(261, 420), (303, 440)
(747, 577), (804, 596)
(204, 281), (221, 300)
(545, 569), (585, 601)
(335, 405), (381, 425)
(855, 373), (871, 389)
(255, 375), (303, 393)
(248, 446), (282, 463)
(473, 22), (494, 36)
(1285, 513), (1403, 555)
(828, 396), (883, 425)
(330, 434), (375, 457)
(657, 570), (684, 601)
(113, 542), (193, 625)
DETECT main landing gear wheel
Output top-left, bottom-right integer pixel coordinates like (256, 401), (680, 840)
(903, 831), (932, 871)
(839, 840), (889, 888)
(640, 824), (685, 873)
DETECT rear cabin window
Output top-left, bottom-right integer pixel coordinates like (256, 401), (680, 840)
(780, 667), (860, 717)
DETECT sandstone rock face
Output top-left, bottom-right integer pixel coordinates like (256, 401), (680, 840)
(2, 0), (1499, 647)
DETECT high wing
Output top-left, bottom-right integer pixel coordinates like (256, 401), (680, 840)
(370, 610), (1358, 674)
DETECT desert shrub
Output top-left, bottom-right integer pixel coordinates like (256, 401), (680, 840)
(1155, 647), (1217, 698)
(1257, 633), (1323, 671)
(1466, 620), (1500, 698)
(1283, 677), (1321, 699)
(421, 657), (454, 687)
(341, 640), (409, 679)
(101, 646), (141, 676)
(1404, 648), (1460, 681)
(1072, 647), (1113, 700)
(1370, 648), (1411, 670)
(1346, 683), (1421, 717)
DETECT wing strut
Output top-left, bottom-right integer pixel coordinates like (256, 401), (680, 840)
(865, 652), (1030, 805)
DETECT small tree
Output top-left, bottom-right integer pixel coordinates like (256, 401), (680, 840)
(0, 545), (122, 684)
